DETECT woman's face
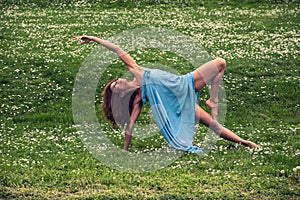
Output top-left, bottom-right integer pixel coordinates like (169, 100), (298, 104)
(110, 78), (129, 94)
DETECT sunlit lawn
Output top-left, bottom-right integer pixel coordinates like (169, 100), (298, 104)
(0, 0), (299, 199)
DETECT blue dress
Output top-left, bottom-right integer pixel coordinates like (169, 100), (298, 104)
(142, 69), (202, 153)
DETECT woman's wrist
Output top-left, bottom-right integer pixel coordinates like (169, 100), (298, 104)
(89, 36), (96, 42)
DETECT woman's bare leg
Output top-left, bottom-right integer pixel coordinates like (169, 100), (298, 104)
(193, 58), (226, 120)
(195, 105), (258, 148)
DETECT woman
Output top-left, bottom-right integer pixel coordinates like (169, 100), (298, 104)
(74, 35), (259, 152)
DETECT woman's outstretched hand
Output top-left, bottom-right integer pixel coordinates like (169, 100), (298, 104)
(73, 36), (93, 44)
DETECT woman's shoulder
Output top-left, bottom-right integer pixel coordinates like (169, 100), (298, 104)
(129, 66), (147, 83)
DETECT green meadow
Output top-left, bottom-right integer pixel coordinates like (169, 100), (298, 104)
(0, 0), (299, 199)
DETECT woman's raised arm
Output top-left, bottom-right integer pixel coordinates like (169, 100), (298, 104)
(74, 36), (138, 70)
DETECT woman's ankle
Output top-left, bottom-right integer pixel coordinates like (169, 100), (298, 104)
(206, 99), (218, 119)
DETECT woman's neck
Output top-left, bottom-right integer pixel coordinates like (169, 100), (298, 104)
(120, 80), (141, 98)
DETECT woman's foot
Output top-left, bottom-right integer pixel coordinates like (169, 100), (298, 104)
(243, 140), (260, 148)
(206, 99), (218, 120)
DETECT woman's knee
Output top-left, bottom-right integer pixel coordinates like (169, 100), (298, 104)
(214, 57), (226, 71)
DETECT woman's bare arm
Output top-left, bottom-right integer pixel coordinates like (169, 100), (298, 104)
(124, 100), (142, 151)
(74, 36), (138, 70)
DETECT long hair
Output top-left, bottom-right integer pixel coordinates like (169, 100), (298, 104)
(102, 78), (141, 128)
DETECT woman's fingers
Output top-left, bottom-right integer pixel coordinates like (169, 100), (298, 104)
(73, 36), (81, 40)
(73, 36), (91, 44)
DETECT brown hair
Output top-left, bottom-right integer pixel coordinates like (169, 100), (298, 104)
(102, 78), (141, 127)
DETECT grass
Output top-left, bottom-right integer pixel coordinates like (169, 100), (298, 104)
(0, 0), (299, 199)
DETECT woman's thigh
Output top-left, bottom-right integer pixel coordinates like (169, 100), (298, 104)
(194, 104), (211, 126)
